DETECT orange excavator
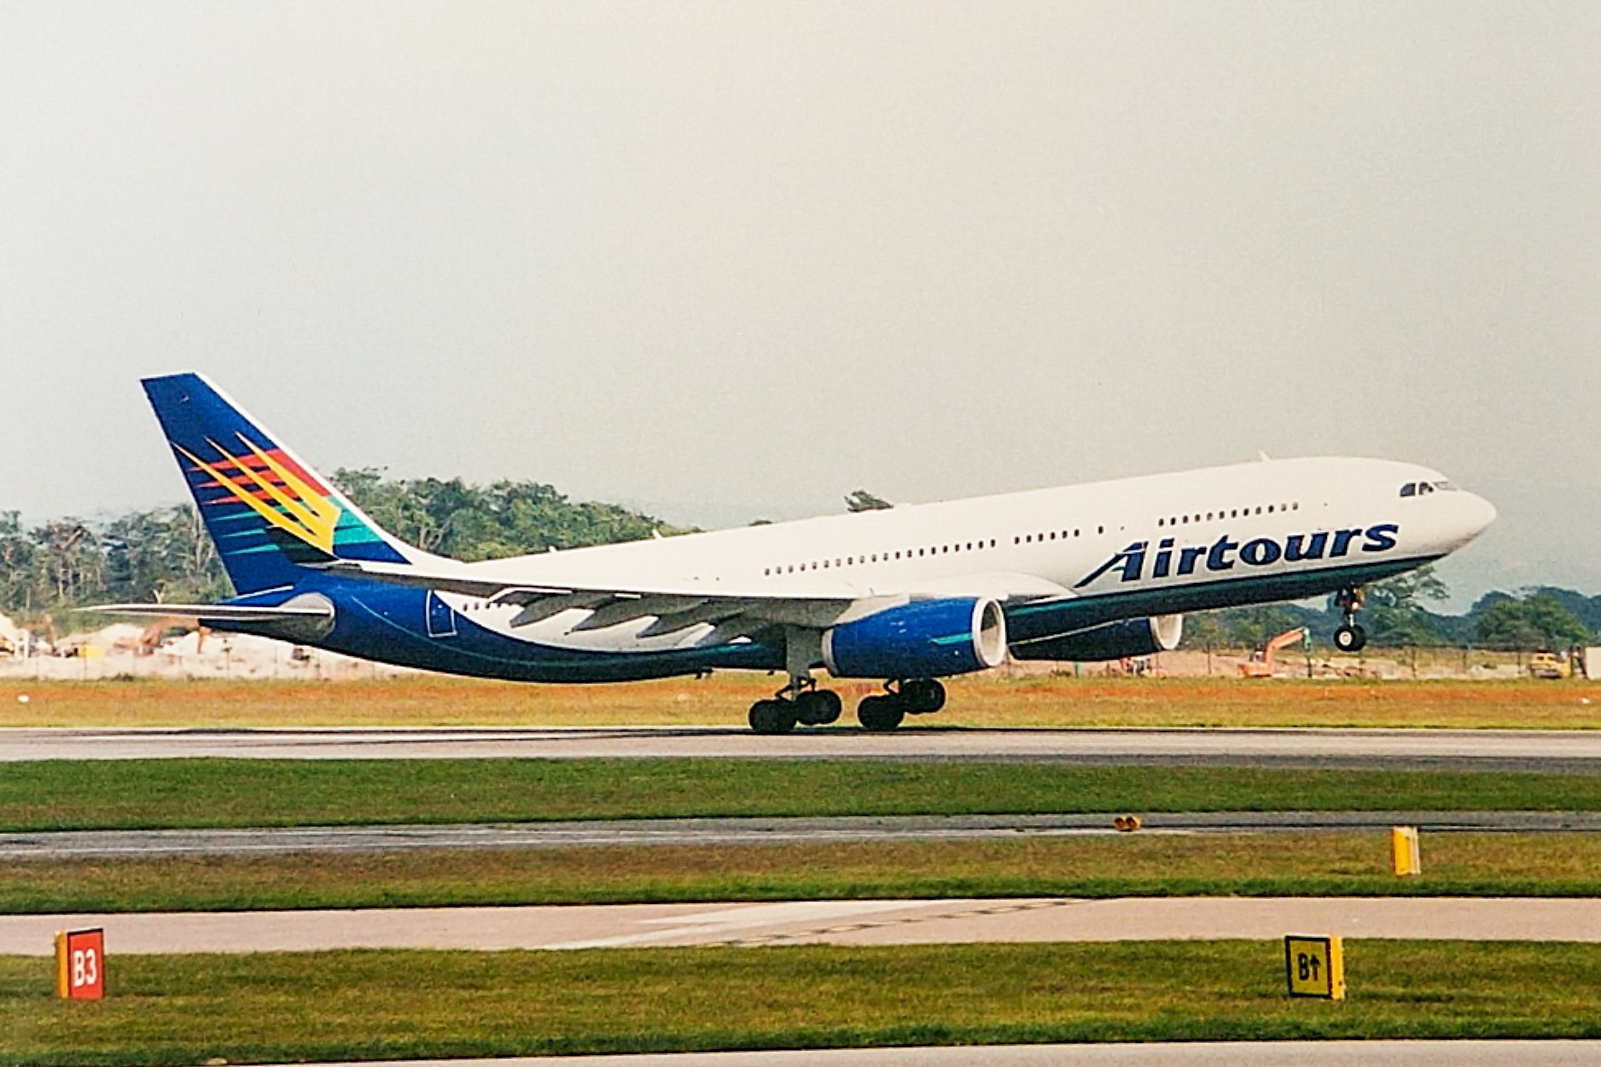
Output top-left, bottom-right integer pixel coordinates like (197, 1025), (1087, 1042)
(1239, 627), (1308, 678)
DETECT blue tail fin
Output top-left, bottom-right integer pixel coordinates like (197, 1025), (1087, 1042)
(143, 373), (419, 595)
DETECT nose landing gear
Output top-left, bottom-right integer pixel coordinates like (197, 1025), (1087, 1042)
(1332, 586), (1367, 653)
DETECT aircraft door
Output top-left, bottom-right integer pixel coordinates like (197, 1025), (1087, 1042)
(426, 591), (458, 638)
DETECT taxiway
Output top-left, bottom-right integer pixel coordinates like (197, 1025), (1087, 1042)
(8, 896), (1601, 954)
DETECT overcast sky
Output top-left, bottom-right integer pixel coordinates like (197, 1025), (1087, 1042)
(2, 1), (1596, 610)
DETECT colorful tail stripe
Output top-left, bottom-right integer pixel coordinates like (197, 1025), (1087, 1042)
(143, 373), (410, 594)
(178, 437), (340, 555)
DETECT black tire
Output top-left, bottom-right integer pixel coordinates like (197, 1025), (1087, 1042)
(749, 699), (797, 735)
(900, 678), (946, 715)
(795, 689), (843, 726)
(1333, 624), (1367, 653)
(857, 695), (906, 732)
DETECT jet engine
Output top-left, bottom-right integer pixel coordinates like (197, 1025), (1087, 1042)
(1010, 614), (1183, 662)
(822, 597), (1008, 679)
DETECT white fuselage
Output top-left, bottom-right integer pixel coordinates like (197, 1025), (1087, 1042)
(431, 456), (1495, 656)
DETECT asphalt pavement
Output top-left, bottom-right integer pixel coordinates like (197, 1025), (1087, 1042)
(10, 897), (1601, 954)
(7, 725), (1601, 769)
(7, 810), (1601, 859)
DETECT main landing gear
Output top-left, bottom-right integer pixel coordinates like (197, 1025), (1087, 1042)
(857, 678), (946, 733)
(746, 677), (947, 734)
(1332, 586), (1368, 653)
(748, 680), (842, 735)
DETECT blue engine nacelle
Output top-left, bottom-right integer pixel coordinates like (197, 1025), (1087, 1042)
(1010, 614), (1184, 662)
(822, 597), (1008, 679)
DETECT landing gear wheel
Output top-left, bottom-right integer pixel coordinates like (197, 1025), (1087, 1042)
(857, 695), (906, 732)
(749, 699), (798, 735)
(899, 678), (946, 715)
(1333, 624), (1367, 653)
(795, 689), (843, 726)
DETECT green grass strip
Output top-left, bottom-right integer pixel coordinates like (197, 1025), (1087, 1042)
(5, 942), (1601, 1064)
(10, 834), (1601, 914)
(5, 759), (1601, 832)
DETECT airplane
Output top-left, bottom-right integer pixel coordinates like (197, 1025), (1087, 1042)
(98, 373), (1496, 733)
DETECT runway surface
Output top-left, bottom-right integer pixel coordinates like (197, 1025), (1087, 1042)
(8, 897), (1601, 954)
(7, 725), (1601, 769)
(277, 1044), (1601, 1067)
(7, 811), (1601, 859)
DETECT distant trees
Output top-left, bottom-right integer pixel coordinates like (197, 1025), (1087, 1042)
(1183, 566), (1599, 653)
(329, 469), (689, 561)
(0, 473), (686, 625)
(1361, 566), (1451, 647)
(1473, 592), (1592, 651)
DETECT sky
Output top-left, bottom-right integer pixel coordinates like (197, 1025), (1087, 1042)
(1, 1), (1596, 611)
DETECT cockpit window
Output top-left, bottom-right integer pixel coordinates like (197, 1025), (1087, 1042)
(1402, 479), (1458, 498)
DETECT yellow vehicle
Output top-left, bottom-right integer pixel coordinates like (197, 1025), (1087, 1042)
(1528, 652), (1572, 679)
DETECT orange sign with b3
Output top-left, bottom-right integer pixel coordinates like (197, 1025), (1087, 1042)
(55, 928), (104, 1000)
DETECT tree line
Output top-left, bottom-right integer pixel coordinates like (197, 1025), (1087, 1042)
(0, 470), (683, 627)
(1187, 567), (1598, 653)
(2, 473), (1596, 652)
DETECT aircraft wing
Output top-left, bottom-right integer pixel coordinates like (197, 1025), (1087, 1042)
(320, 558), (1071, 636)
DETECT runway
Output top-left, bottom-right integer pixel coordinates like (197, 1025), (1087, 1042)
(7, 725), (1601, 769)
(7, 811), (1601, 859)
(8, 897), (1601, 954)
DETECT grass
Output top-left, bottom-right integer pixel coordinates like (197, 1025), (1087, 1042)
(10, 833), (1601, 914)
(4, 759), (1601, 832)
(3, 674), (1601, 729)
(5, 941), (1601, 1063)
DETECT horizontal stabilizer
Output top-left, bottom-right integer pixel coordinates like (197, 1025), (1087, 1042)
(88, 602), (334, 623)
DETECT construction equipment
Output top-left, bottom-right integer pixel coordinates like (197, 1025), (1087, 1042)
(1240, 627), (1308, 678)
(1528, 652), (1572, 679)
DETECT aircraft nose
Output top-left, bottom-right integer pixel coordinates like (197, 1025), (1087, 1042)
(1459, 490), (1497, 538)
